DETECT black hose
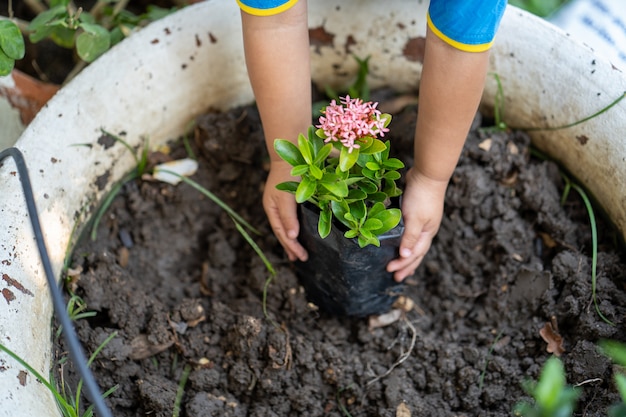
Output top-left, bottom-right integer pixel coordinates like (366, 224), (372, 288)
(0, 147), (114, 417)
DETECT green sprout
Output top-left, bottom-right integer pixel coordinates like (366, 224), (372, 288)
(599, 340), (626, 417)
(513, 356), (579, 417)
(0, 331), (118, 417)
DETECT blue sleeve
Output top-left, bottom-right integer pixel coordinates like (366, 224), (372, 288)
(236, 0), (299, 16)
(428, 0), (507, 52)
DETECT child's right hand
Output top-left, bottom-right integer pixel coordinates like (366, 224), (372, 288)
(263, 160), (309, 262)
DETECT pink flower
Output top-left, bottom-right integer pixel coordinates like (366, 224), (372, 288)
(317, 96), (389, 153)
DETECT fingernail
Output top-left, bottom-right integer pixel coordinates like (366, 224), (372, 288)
(400, 248), (412, 258)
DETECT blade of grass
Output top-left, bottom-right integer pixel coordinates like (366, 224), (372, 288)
(479, 329), (503, 391)
(519, 91), (625, 132)
(568, 181), (614, 326)
(75, 331), (118, 414)
(172, 364), (191, 417)
(0, 342), (75, 415)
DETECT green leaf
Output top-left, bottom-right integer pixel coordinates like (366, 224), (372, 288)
(344, 229), (359, 239)
(50, 25), (76, 49)
(309, 163), (323, 180)
(295, 177), (316, 203)
(358, 229), (379, 248)
(313, 143), (332, 166)
(0, 49), (15, 76)
(360, 138), (387, 155)
(368, 202), (386, 217)
(349, 200), (366, 222)
(276, 181), (299, 193)
(318, 205), (332, 238)
(0, 20), (25, 60)
(346, 189), (367, 202)
(367, 192), (388, 203)
(384, 171), (401, 181)
(298, 132), (313, 164)
(600, 340), (626, 366)
(614, 374), (626, 403)
(363, 218), (383, 231)
(291, 164), (309, 177)
(331, 200), (353, 228)
(339, 146), (359, 172)
(371, 208), (402, 234)
(319, 178), (348, 198)
(77, 23), (111, 62)
(383, 157), (405, 170)
(365, 161), (381, 171)
(534, 357), (566, 412)
(274, 139), (305, 167)
(359, 179), (378, 194)
(361, 167), (376, 180)
(27, 5), (66, 32)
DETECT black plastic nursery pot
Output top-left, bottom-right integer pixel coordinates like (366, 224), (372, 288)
(295, 202), (405, 317)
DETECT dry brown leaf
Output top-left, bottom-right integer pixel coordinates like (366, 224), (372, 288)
(129, 334), (175, 360)
(539, 321), (565, 356)
(396, 402), (411, 417)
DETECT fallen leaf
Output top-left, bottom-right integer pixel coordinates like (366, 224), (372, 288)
(539, 321), (565, 356)
(129, 334), (175, 360)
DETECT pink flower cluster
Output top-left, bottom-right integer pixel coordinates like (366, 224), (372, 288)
(317, 96), (389, 153)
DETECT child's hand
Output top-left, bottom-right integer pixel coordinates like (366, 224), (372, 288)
(386, 167), (447, 282)
(263, 160), (309, 262)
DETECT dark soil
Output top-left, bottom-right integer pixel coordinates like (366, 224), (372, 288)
(59, 95), (626, 417)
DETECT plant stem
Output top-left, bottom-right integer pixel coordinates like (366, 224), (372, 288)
(569, 181), (614, 326)
(172, 364), (191, 417)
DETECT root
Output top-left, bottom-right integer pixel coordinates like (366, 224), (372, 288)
(366, 315), (417, 386)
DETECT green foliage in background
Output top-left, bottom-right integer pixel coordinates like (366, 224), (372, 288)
(509, 0), (570, 17)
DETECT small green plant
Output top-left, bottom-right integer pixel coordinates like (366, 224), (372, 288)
(513, 356), (579, 417)
(0, 18), (25, 75)
(508, 0), (569, 17)
(275, 96), (404, 248)
(55, 294), (97, 339)
(0, 331), (118, 417)
(1, 0), (176, 79)
(599, 340), (626, 417)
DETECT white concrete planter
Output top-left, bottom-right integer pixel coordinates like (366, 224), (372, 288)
(1, 1), (624, 415)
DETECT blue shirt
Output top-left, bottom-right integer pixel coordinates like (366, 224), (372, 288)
(236, 0), (506, 52)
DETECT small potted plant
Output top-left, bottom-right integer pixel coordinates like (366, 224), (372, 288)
(274, 95), (406, 317)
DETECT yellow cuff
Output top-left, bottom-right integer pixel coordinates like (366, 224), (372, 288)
(427, 13), (494, 53)
(237, 0), (299, 16)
